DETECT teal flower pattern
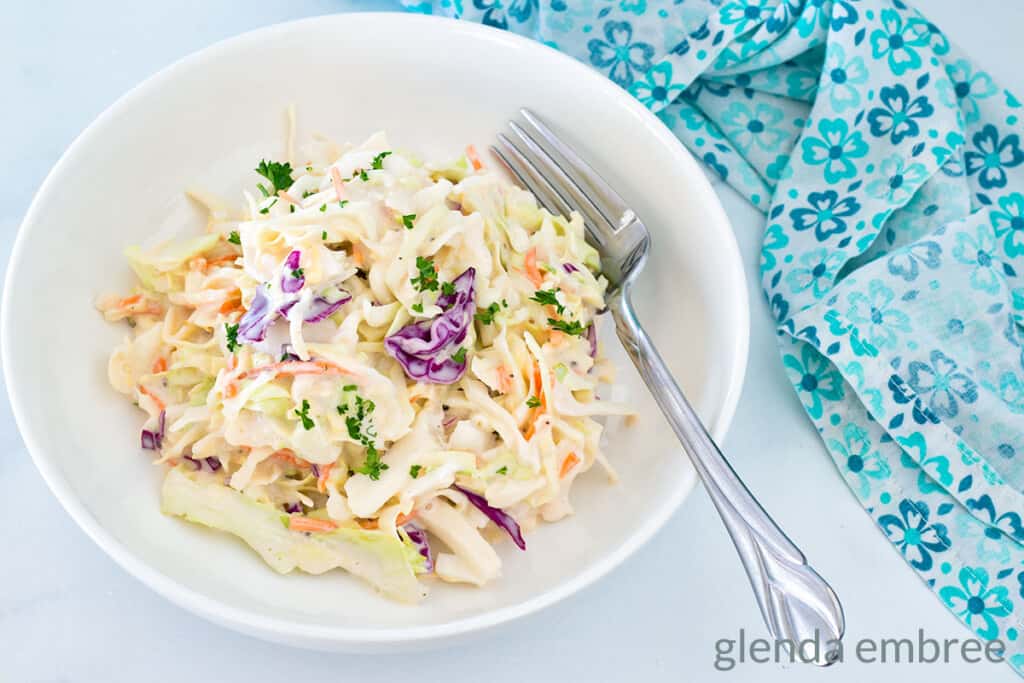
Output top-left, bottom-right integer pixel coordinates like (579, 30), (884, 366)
(870, 8), (928, 76)
(939, 567), (1013, 640)
(800, 118), (869, 183)
(783, 344), (845, 419)
(406, 0), (1024, 673)
(845, 279), (911, 349)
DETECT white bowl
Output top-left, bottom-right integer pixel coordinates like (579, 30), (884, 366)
(2, 13), (748, 651)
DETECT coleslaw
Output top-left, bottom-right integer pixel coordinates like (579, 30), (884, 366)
(98, 127), (631, 602)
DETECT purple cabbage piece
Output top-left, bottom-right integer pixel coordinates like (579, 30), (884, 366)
(140, 410), (166, 451)
(453, 484), (526, 550)
(205, 457), (222, 471)
(562, 262), (579, 274)
(183, 455), (203, 470)
(237, 251), (350, 344)
(586, 322), (597, 358)
(237, 286), (275, 343)
(284, 502), (302, 514)
(281, 250), (305, 293)
(402, 523), (434, 572)
(310, 463), (321, 478)
(305, 287), (352, 324)
(384, 267), (476, 384)
(280, 343), (300, 362)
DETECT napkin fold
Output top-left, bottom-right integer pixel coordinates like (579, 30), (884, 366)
(401, 0), (1024, 671)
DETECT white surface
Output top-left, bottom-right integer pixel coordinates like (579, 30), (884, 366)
(2, 13), (749, 651)
(1, 0), (1022, 680)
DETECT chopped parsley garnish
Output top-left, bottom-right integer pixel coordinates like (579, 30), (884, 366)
(258, 198), (278, 214)
(496, 466), (508, 475)
(441, 281), (456, 296)
(338, 392), (386, 480)
(227, 230), (241, 245)
(302, 189), (315, 199)
(255, 159), (294, 195)
(530, 288), (565, 314)
(289, 205), (296, 214)
(320, 204), (327, 213)
(371, 151), (393, 170)
(339, 199), (349, 208)
(526, 396), (542, 408)
(356, 450), (388, 480)
(322, 230), (328, 239)
(474, 302), (501, 325)
(411, 256), (439, 292)
(343, 384), (358, 392)
(451, 347), (467, 364)
(293, 399), (315, 430)
(548, 318), (588, 336)
(401, 214), (416, 230)
(411, 302), (424, 313)
(291, 268), (304, 279)
(349, 168), (369, 182)
(224, 323), (240, 352)
(409, 464), (422, 479)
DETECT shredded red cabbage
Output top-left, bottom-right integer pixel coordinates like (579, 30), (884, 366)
(283, 502), (302, 514)
(237, 252), (350, 344)
(140, 410), (165, 450)
(453, 484), (526, 550)
(586, 322), (597, 358)
(384, 268), (476, 384)
(562, 262), (579, 274)
(402, 523), (434, 572)
(281, 250), (305, 293)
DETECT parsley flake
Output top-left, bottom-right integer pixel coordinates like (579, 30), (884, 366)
(322, 230), (328, 239)
(255, 159), (294, 194)
(338, 392), (386, 480)
(411, 302), (424, 313)
(530, 288), (565, 314)
(371, 151), (393, 170)
(227, 230), (241, 245)
(339, 200), (349, 208)
(441, 281), (456, 296)
(526, 396), (541, 408)
(294, 399), (315, 430)
(291, 268), (304, 279)
(548, 318), (588, 336)
(320, 204), (327, 213)
(409, 464), (422, 479)
(451, 347), (467, 364)
(401, 214), (416, 230)
(411, 256), (439, 292)
(474, 302), (501, 325)
(258, 198), (278, 214)
(225, 323), (240, 352)
(496, 466), (508, 475)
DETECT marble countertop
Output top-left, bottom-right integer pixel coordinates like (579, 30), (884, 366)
(3, 1), (1023, 681)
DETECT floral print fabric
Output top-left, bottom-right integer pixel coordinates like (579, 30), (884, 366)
(401, 0), (1024, 671)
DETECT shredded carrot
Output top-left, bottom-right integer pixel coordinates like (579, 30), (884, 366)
(138, 384), (166, 412)
(119, 294), (142, 307)
(496, 365), (513, 394)
(317, 462), (335, 493)
(278, 190), (301, 207)
(272, 449), (311, 468)
(188, 257), (207, 271)
(524, 247), (544, 288)
(235, 359), (351, 381)
(289, 517), (338, 533)
(356, 518), (378, 530)
(351, 242), (365, 267)
(219, 295), (243, 314)
(396, 510), (417, 526)
(151, 357), (167, 374)
(523, 363), (546, 440)
(331, 166), (345, 201)
(227, 354), (238, 371)
(548, 330), (566, 347)
(206, 254), (240, 267)
(559, 452), (580, 478)
(466, 144), (483, 171)
(223, 383), (238, 399)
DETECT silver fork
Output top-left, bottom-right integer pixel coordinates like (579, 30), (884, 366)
(494, 109), (844, 665)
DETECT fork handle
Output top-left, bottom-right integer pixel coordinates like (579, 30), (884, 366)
(609, 292), (844, 664)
